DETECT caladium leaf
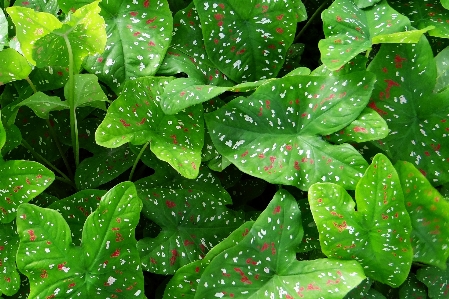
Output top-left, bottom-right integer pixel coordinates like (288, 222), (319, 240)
(398, 273), (428, 299)
(344, 278), (386, 299)
(75, 144), (136, 190)
(325, 108), (389, 144)
(193, 0), (300, 83)
(65, 74), (108, 110)
(390, 0), (449, 38)
(416, 264), (449, 298)
(0, 49), (32, 85)
(435, 45), (449, 93)
(16, 182), (145, 299)
(367, 36), (449, 185)
(1, 124), (21, 157)
(0, 221), (20, 296)
(7, 2), (106, 70)
(355, 0), (381, 8)
(196, 189), (365, 299)
(395, 160), (449, 268)
(308, 153), (413, 287)
(14, 92), (69, 119)
(296, 199), (320, 253)
(83, 0), (172, 93)
(96, 76), (205, 179)
(205, 72), (374, 190)
(0, 9), (7, 51)
(278, 43), (306, 77)
(13, 0), (59, 15)
(48, 189), (106, 246)
(319, 0), (421, 71)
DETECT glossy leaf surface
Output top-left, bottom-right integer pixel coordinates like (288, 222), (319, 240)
(0, 49), (32, 84)
(205, 72), (374, 190)
(16, 182), (144, 298)
(308, 154), (413, 287)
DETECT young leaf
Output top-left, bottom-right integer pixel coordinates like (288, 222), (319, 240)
(16, 182), (145, 298)
(14, 92), (69, 119)
(65, 74), (108, 110)
(308, 153), (413, 287)
(0, 221), (20, 296)
(95, 76), (204, 179)
(193, 0), (300, 82)
(205, 72), (374, 190)
(395, 160), (449, 268)
(83, 0), (172, 93)
(196, 189), (366, 299)
(416, 264), (449, 298)
(0, 49), (32, 84)
(367, 36), (449, 185)
(319, 0), (419, 71)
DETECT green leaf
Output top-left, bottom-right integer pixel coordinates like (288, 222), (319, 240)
(83, 0), (172, 93)
(0, 221), (20, 296)
(193, 0), (299, 82)
(75, 144), (136, 190)
(390, 0), (449, 38)
(96, 77), (205, 179)
(16, 182), (145, 298)
(355, 0), (382, 8)
(399, 273), (428, 299)
(308, 153), (413, 287)
(395, 160), (449, 268)
(0, 160), (54, 223)
(435, 45), (449, 93)
(1, 124), (21, 157)
(367, 36), (449, 185)
(7, 1), (106, 70)
(417, 264), (449, 298)
(66, 74), (108, 109)
(14, 92), (69, 119)
(0, 113), (5, 151)
(0, 49), (32, 85)
(196, 189), (366, 299)
(205, 72), (374, 190)
(319, 0), (418, 71)
(297, 198), (320, 253)
(344, 278), (387, 299)
(0, 9), (7, 51)
(13, 0), (60, 15)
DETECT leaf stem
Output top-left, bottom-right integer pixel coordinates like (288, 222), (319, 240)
(63, 35), (80, 167)
(294, 0), (331, 43)
(129, 141), (150, 181)
(21, 139), (76, 189)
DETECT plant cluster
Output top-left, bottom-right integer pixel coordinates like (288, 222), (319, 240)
(1, 0), (449, 298)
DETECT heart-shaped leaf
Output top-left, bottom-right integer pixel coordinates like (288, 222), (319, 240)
(395, 160), (449, 268)
(65, 74), (108, 110)
(0, 49), (32, 85)
(319, 0), (421, 71)
(83, 0), (172, 93)
(308, 153), (413, 287)
(14, 92), (69, 119)
(398, 273), (428, 299)
(193, 0), (301, 83)
(96, 76), (204, 179)
(205, 72), (375, 190)
(7, 2), (106, 70)
(196, 189), (366, 298)
(16, 182), (145, 298)
(367, 36), (449, 185)
(416, 264), (449, 298)
(0, 221), (20, 296)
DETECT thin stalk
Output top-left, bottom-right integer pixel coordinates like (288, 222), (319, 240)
(63, 35), (80, 167)
(129, 141), (150, 181)
(25, 77), (73, 178)
(294, 0), (331, 43)
(21, 139), (76, 189)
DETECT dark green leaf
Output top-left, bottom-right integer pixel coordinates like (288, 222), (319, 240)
(417, 264), (449, 299)
(435, 45), (449, 93)
(399, 273), (428, 299)
(0, 221), (20, 296)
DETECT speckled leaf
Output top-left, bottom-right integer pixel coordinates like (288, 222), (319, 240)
(136, 171), (244, 274)
(163, 221), (254, 299)
(57, 0), (95, 13)
(355, 0), (381, 8)
(395, 160), (449, 268)
(65, 74), (108, 110)
(0, 221), (20, 296)
(367, 36), (449, 185)
(319, 0), (417, 71)
(417, 264), (449, 298)
(48, 189), (106, 246)
(308, 154), (413, 287)
(296, 199), (320, 253)
(95, 77), (204, 179)
(75, 144), (136, 190)
(399, 273), (428, 299)
(13, 0), (59, 15)
(12, 66), (70, 95)
(7, 2), (106, 70)
(435, 45), (449, 93)
(1, 125), (21, 157)
(196, 189), (365, 299)
(83, 0), (172, 93)
(0, 9), (7, 51)
(14, 92), (69, 119)
(205, 72), (374, 190)
(325, 108), (389, 144)
(312, 55), (369, 77)
(390, 0), (449, 38)
(0, 49), (32, 85)
(0, 159), (54, 223)
(278, 43), (305, 77)
(344, 278), (386, 298)
(16, 182), (144, 299)
(194, 0), (300, 83)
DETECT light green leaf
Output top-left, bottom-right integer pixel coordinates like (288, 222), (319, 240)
(0, 49), (32, 85)
(15, 92), (69, 119)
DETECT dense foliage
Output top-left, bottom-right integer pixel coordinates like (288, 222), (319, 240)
(1, 0), (449, 298)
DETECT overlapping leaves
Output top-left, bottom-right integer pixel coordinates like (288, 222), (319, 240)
(308, 154), (413, 287)
(16, 182), (145, 298)
(205, 72), (375, 190)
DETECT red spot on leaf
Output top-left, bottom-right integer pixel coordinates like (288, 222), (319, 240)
(119, 119), (131, 127)
(368, 102), (387, 115)
(276, 28), (284, 34)
(353, 126), (367, 133)
(166, 200), (176, 208)
(133, 31), (141, 36)
(130, 11), (138, 16)
(214, 13), (224, 20)
(146, 17), (157, 24)
(111, 249), (120, 258)
(273, 206), (281, 214)
(276, 14), (284, 20)
(170, 249), (179, 266)
(143, 0), (149, 8)
(241, 150), (249, 157)
(27, 230), (36, 241)
(336, 16), (342, 22)
(394, 54), (407, 68)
